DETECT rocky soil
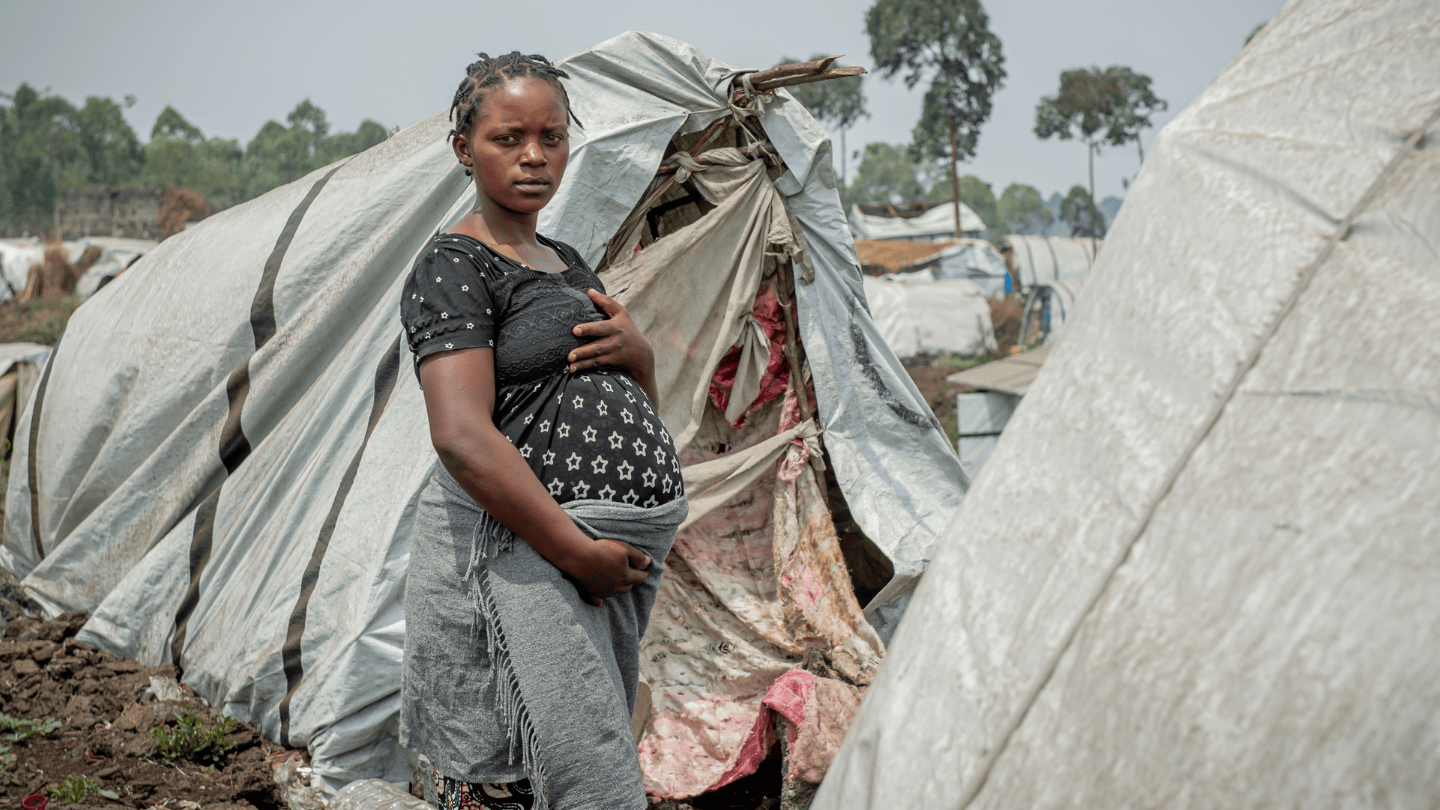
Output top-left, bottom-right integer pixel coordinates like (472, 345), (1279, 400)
(0, 612), (300, 810)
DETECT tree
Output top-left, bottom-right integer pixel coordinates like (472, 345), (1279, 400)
(1058, 184), (1105, 238)
(925, 173), (996, 231)
(1100, 67), (1166, 167)
(0, 84), (83, 228)
(996, 183), (1054, 235)
(867, 0), (1005, 240)
(1035, 65), (1166, 202)
(244, 101), (387, 200)
(152, 105), (204, 141)
(778, 55), (869, 187)
(72, 96), (144, 188)
(845, 142), (921, 208)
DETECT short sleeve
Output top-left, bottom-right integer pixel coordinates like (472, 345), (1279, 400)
(400, 241), (497, 376)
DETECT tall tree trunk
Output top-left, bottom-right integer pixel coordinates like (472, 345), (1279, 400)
(948, 118), (961, 240)
(841, 127), (848, 195)
(1087, 139), (1096, 208)
(1136, 136), (1145, 167)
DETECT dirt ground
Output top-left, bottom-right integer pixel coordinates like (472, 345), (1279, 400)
(0, 611), (300, 810)
(900, 294), (1027, 445)
(0, 296), (82, 347)
(0, 605), (782, 810)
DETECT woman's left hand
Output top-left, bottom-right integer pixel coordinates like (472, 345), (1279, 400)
(569, 289), (655, 381)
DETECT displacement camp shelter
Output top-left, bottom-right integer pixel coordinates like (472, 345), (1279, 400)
(1, 35), (963, 799)
(860, 275), (996, 358)
(849, 200), (986, 241)
(815, 0), (1440, 807)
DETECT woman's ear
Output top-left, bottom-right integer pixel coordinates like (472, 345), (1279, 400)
(451, 133), (473, 170)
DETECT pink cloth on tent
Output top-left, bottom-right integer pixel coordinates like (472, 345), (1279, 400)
(709, 286), (789, 428)
(705, 668), (863, 791)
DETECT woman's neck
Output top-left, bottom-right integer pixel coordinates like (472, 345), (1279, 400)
(464, 194), (540, 249)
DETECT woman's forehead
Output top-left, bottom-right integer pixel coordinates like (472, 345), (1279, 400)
(476, 78), (566, 125)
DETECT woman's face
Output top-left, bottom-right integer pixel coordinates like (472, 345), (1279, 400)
(455, 77), (570, 215)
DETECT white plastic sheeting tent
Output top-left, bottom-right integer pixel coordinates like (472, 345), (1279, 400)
(2, 33), (963, 796)
(860, 276), (996, 357)
(907, 239), (1010, 297)
(999, 234), (1098, 289)
(816, 0), (1440, 807)
(0, 238), (154, 303)
(849, 202), (985, 241)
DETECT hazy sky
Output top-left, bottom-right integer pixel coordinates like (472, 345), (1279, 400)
(3, 0), (1285, 201)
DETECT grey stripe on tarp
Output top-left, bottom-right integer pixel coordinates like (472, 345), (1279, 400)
(171, 163), (345, 668)
(26, 338), (60, 561)
(277, 334), (403, 746)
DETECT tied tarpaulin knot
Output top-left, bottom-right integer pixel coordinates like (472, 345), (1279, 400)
(671, 152), (707, 186)
(731, 71), (773, 121)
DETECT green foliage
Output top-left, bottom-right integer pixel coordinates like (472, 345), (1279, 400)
(1034, 65), (1166, 198)
(996, 183), (1054, 235)
(0, 713), (61, 743)
(777, 55), (869, 132)
(846, 142), (922, 208)
(0, 745), (17, 784)
(151, 703), (239, 766)
(0, 84), (83, 227)
(867, 0), (1005, 166)
(48, 773), (119, 803)
(2, 86), (387, 225)
(73, 96), (145, 188)
(1059, 185), (1105, 238)
(925, 174), (997, 230)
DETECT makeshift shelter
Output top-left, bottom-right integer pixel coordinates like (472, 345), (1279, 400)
(945, 346), (1051, 477)
(816, 1), (1440, 807)
(0, 238), (154, 303)
(998, 234), (1098, 289)
(2, 35), (963, 800)
(860, 275), (996, 357)
(0, 343), (51, 453)
(849, 201), (985, 241)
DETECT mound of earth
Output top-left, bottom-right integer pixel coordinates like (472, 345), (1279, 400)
(0, 611), (304, 810)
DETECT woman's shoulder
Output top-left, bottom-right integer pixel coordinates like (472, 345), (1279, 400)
(415, 232), (494, 272)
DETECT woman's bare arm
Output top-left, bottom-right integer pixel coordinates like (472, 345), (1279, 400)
(419, 347), (650, 603)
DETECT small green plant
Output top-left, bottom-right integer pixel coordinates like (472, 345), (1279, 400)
(0, 713), (61, 743)
(0, 744), (20, 785)
(151, 702), (239, 766)
(48, 773), (119, 803)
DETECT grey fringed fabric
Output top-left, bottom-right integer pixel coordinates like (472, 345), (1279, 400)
(401, 462), (687, 810)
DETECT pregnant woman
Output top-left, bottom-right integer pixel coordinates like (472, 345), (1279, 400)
(398, 51), (687, 810)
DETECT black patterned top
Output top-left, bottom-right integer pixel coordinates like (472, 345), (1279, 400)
(401, 233), (682, 507)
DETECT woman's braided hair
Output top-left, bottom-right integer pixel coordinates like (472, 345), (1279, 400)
(448, 52), (581, 175)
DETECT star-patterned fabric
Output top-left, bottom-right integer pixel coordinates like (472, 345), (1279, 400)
(401, 233), (682, 508)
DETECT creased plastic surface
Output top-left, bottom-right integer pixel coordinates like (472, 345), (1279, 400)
(815, 1), (1440, 807)
(2, 32), (956, 795)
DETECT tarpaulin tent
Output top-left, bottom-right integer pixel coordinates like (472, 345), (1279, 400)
(998, 234), (1098, 289)
(815, 0), (1440, 806)
(849, 202), (986, 242)
(860, 275), (996, 357)
(1, 34), (963, 798)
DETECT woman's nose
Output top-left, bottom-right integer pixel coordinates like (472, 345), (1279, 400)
(520, 141), (546, 165)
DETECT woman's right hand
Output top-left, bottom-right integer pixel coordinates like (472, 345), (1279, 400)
(565, 539), (653, 606)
